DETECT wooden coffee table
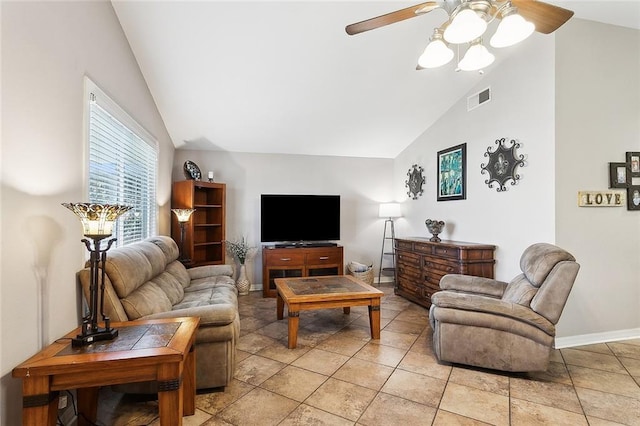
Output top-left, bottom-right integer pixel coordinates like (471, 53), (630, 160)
(275, 275), (384, 349)
(12, 317), (199, 426)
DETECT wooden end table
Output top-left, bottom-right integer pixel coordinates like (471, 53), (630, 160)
(275, 275), (384, 348)
(12, 317), (199, 426)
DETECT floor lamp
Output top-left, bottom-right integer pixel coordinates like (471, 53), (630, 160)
(172, 208), (195, 263)
(62, 202), (131, 347)
(378, 203), (402, 285)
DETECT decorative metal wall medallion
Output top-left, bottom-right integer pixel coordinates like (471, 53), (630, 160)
(405, 164), (425, 200)
(480, 138), (525, 192)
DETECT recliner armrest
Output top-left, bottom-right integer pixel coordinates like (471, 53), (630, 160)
(188, 264), (234, 280)
(439, 274), (508, 298)
(431, 291), (555, 335)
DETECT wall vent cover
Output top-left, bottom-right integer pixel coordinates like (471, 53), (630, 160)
(468, 87), (491, 111)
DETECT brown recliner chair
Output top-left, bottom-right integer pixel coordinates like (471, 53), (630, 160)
(429, 243), (580, 372)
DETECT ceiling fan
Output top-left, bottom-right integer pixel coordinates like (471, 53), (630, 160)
(345, 0), (574, 71)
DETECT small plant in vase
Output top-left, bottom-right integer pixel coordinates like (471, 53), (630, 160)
(225, 237), (257, 295)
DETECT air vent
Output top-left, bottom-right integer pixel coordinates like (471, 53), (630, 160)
(467, 87), (491, 111)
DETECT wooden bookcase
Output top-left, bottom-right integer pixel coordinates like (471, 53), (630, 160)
(262, 246), (344, 297)
(171, 180), (226, 267)
(395, 237), (495, 309)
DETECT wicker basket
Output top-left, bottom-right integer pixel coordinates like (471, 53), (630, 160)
(348, 263), (374, 285)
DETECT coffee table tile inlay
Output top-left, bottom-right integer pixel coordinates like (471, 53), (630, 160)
(12, 317), (199, 426)
(275, 275), (384, 349)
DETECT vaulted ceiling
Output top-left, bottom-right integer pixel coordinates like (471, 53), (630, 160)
(112, 1), (640, 159)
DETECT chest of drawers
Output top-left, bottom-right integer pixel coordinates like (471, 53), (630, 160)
(395, 238), (495, 309)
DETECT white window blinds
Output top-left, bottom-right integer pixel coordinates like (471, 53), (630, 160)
(87, 82), (158, 247)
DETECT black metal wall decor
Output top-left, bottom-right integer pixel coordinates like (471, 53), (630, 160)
(405, 164), (425, 200)
(480, 138), (526, 192)
(608, 151), (640, 210)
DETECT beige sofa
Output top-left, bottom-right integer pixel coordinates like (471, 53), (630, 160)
(78, 235), (239, 390)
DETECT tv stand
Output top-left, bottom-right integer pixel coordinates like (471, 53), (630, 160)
(262, 245), (344, 297)
(274, 241), (338, 249)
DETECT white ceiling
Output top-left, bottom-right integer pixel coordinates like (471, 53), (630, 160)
(112, 1), (640, 159)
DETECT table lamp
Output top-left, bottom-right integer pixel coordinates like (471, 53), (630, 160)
(62, 202), (131, 347)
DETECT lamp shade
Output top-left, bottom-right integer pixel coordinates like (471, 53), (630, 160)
(458, 39), (495, 71)
(172, 208), (196, 223)
(62, 203), (131, 237)
(490, 12), (535, 48)
(418, 33), (454, 69)
(379, 203), (402, 218)
(444, 8), (487, 44)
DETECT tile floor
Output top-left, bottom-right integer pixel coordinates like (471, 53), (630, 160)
(96, 283), (640, 425)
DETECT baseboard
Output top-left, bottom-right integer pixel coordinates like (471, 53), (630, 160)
(555, 327), (640, 349)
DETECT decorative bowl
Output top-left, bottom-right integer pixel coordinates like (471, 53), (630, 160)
(425, 219), (445, 242)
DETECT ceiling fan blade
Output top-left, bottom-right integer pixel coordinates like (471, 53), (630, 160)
(511, 0), (574, 34)
(346, 2), (440, 36)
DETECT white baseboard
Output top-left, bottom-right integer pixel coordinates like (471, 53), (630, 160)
(555, 327), (640, 349)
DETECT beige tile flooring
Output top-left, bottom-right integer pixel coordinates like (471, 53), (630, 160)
(97, 283), (640, 425)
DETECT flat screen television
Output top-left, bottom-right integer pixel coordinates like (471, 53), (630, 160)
(260, 194), (340, 245)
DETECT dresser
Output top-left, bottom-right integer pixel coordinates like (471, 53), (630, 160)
(395, 237), (495, 309)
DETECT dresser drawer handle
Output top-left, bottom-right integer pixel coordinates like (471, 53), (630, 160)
(319, 256), (329, 260)
(280, 258), (291, 261)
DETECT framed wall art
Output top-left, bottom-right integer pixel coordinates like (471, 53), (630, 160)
(608, 162), (629, 188)
(626, 152), (640, 175)
(628, 186), (640, 210)
(437, 143), (466, 201)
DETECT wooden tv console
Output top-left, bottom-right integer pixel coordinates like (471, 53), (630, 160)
(262, 245), (344, 297)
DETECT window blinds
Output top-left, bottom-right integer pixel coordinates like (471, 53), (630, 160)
(88, 93), (158, 247)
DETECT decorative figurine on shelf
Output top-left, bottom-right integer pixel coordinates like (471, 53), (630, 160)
(225, 237), (258, 295)
(425, 219), (445, 242)
(208, 171), (214, 183)
(183, 160), (202, 180)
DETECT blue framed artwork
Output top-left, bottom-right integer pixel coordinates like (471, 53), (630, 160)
(437, 143), (466, 201)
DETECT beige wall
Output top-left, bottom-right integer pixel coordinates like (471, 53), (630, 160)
(555, 19), (640, 343)
(393, 34), (556, 281)
(0, 1), (174, 422)
(172, 150), (395, 286)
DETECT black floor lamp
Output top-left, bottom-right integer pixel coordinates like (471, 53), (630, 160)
(62, 202), (131, 347)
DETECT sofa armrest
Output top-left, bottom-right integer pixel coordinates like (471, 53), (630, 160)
(431, 291), (554, 335)
(188, 264), (234, 281)
(142, 304), (236, 327)
(439, 274), (508, 298)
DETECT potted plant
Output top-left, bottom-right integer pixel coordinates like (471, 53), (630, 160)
(225, 237), (257, 295)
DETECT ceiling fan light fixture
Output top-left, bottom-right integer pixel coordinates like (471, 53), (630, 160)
(458, 38), (495, 71)
(418, 29), (454, 68)
(490, 7), (535, 48)
(444, 7), (487, 44)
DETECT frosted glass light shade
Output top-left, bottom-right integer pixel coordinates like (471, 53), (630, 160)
(418, 39), (454, 68)
(458, 40), (495, 71)
(62, 203), (132, 237)
(172, 208), (196, 223)
(490, 13), (535, 48)
(444, 9), (487, 44)
(379, 203), (402, 218)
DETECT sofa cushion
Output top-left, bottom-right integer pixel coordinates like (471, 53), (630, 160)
(151, 271), (185, 305)
(520, 243), (576, 287)
(502, 274), (537, 306)
(121, 282), (172, 319)
(186, 275), (237, 293)
(104, 242), (167, 298)
(146, 236), (180, 264)
(166, 260), (191, 288)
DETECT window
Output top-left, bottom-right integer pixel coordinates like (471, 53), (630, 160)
(85, 78), (158, 247)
